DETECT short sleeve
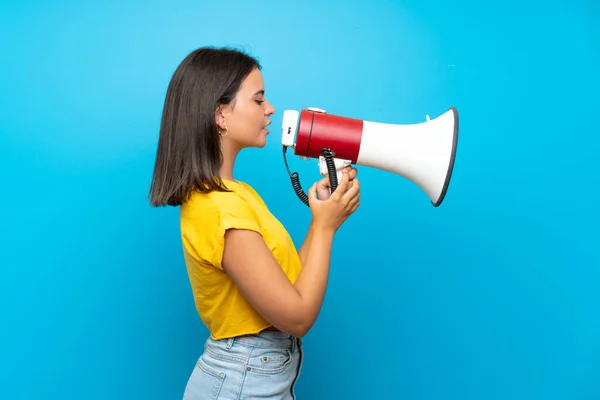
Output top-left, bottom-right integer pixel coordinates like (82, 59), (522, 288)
(180, 189), (263, 270)
(211, 192), (262, 269)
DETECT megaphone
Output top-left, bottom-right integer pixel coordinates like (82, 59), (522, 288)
(280, 106), (459, 207)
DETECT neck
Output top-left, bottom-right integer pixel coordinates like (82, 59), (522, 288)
(219, 142), (240, 181)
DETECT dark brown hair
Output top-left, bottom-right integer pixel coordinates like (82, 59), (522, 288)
(148, 46), (261, 207)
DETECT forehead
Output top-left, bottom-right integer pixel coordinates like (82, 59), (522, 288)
(239, 68), (264, 94)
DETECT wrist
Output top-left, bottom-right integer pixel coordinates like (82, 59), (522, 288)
(310, 221), (336, 239)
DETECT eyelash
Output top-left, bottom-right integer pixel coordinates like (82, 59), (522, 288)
(255, 100), (265, 105)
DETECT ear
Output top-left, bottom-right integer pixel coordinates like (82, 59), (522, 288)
(215, 104), (230, 131)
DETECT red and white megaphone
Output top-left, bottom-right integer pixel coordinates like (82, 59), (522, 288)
(281, 106), (459, 207)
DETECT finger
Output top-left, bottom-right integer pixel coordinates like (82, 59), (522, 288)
(331, 170), (350, 199)
(344, 191), (360, 209)
(342, 176), (360, 201)
(308, 183), (318, 204)
(347, 166), (358, 179)
(350, 200), (360, 213)
(317, 175), (330, 188)
(340, 166), (356, 181)
(347, 192), (360, 208)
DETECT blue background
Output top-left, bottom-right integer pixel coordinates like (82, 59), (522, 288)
(1, 0), (599, 399)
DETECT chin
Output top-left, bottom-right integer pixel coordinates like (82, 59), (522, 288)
(255, 136), (268, 148)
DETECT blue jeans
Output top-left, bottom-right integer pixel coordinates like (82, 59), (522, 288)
(183, 330), (304, 399)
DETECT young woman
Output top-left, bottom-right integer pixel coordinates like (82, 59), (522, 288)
(148, 46), (361, 400)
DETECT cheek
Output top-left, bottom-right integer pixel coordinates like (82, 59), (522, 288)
(228, 105), (264, 139)
(228, 112), (250, 133)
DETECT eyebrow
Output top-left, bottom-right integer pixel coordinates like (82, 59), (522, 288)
(254, 90), (265, 96)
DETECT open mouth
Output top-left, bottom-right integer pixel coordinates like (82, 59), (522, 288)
(263, 121), (271, 132)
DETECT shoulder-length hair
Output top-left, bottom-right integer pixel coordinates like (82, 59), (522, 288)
(148, 46), (261, 207)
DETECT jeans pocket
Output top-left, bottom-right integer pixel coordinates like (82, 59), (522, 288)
(183, 355), (226, 400)
(247, 347), (293, 375)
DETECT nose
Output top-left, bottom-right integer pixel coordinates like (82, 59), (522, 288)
(265, 100), (275, 116)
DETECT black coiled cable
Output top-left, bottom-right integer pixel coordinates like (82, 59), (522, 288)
(289, 172), (309, 206)
(283, 146), (339, 207)
(321, 148), (339, 193)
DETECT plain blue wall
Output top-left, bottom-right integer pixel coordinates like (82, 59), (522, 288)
(1, 0), (599, 399)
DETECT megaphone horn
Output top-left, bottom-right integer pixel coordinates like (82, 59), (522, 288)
(281, 106), (459, 207)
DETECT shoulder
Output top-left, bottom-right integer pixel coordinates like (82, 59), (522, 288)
(238, 181), (269, 208)
(182, 184), (254, 220)
(180, 182), (263, 268)
(180, 181), (264, 234)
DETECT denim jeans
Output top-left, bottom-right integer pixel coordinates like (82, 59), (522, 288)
(183, 330), (304, 399)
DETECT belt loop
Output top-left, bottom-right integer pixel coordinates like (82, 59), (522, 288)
(226, 338), (234, 349)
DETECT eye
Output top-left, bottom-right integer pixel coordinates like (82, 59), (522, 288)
(255, 100), (265, 105)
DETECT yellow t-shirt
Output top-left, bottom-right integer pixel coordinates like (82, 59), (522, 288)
(179, 179), (303, 340)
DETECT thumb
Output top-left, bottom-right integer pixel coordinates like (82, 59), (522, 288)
(308, 182), (317, 203)
(332, 171), (350, 197)
(316, 175), (330, 189)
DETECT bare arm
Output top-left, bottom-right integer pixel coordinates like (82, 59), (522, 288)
(297, 167), (358, 265)
(222, 172), (360, 338)
(222, 225), (334, 337)
(296, 221), (314, 265)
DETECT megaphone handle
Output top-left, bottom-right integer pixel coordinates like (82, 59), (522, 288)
(282, 147), (347, 207)
(319, 153), (351, 194)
